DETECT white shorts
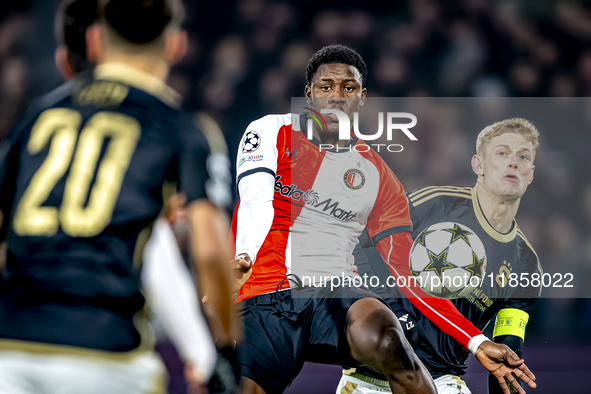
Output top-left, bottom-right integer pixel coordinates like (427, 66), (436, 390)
(0, 350), (167, 394)
(432, 375), (472, 394)
(336, 371), (472, 394)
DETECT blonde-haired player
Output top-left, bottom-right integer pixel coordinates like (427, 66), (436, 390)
(337, 118), (541, 394)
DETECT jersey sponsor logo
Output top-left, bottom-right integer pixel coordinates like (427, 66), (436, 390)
(239, 154), (263, 167)
(274, 175), (310, 201)
(274, 176), (358, 221)
(313, 198), (358, 222)
(343, 169), (365, 190)
(242, 130), (261, 153)
(302, 190), (319, 205)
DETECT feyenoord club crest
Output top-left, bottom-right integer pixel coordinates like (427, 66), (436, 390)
(343, 169), (365, 190)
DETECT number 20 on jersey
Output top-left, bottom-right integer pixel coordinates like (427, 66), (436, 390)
(13, 108), (140, 237)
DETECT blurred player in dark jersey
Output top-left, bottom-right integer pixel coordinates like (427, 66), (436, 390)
(0, 0), (236, 393)
(338, 118), (541, 394)
(55, 2), (239, 392)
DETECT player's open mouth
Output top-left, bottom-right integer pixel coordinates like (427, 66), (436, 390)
(328, 113), (339, 121)
(503, 174), (519, 181)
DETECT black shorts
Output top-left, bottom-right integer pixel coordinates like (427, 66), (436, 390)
(385, 297), (469, 379)
(237, 284), (387, 393)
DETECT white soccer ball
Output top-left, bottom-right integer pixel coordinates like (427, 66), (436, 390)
(409, 222), (487, 299)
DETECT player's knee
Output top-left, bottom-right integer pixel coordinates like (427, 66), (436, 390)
(374, 324), (414, 371)
(375, 329), (436, 394)
(349, 307), (411, 369)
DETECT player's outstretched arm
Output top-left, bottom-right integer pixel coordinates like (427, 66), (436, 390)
(375, 233), (482, 346)
(374, 233), (536, 394)
(188, 199), (239, 345)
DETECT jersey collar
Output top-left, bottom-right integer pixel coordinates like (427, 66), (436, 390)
(94, 63), (181, 107)
(471, 187), (518, 243)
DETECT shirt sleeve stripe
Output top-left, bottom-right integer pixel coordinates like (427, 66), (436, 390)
(236, 168), (276, 194)
(382, 235), (473, 343)
(372, 225), (413, 245)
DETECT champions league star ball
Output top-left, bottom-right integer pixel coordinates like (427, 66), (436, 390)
(242, 131), (261, 153)
(409, 222), (487, 299)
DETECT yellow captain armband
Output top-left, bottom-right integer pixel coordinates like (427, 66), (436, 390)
(493, 308), (529, 340)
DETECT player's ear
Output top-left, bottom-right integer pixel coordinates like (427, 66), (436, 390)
(529, 165), (535, 184)
(86, 25), (103, 64)
(166, 30), (187, 66)
(359, 87), (367, 107)
(471, 154), (484, 177)
(55, 46), (75, 80)
(305, 85), (312, 104)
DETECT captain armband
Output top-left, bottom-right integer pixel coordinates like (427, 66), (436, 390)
(493, 308), (529, 341)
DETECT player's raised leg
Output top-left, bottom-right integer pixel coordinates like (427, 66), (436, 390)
(345, 299), (436, 394)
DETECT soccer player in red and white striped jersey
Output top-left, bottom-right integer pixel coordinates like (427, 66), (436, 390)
(231, 45), (534, 394)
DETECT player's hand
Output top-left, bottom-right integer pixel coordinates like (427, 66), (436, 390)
(475, 341), (537, 394)
(231, 254), (253, 292)
(202, 255), (252, 304)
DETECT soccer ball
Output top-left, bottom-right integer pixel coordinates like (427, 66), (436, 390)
(242, 131), (261, 153)
(409, 222), (487, 299)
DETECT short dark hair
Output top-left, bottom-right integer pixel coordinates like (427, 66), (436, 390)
(56, 0), (98, 74)
(99, 0), (184, 45)
(305, 45), (368, 86)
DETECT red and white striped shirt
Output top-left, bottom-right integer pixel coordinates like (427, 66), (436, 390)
(232, 113), (483, 350)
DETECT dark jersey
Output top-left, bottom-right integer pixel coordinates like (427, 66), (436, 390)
(0, 64), (222, 354)
(356, 186), (542, 379)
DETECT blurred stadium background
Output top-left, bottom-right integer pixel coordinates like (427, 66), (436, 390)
(1, 0), (590, 392)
